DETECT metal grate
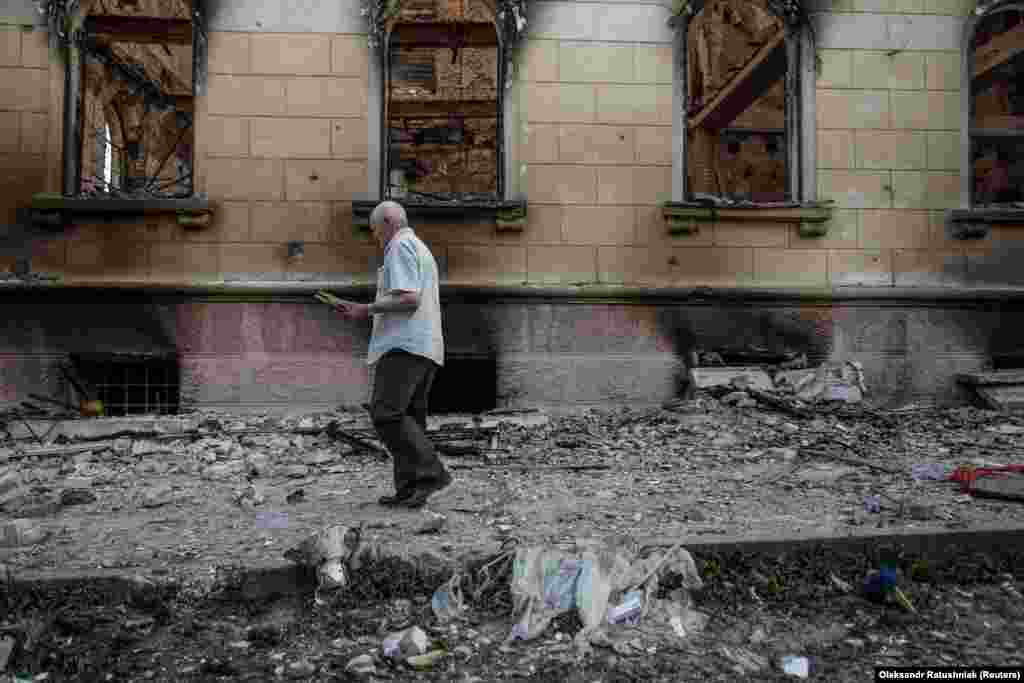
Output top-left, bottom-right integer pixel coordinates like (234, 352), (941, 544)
(71, 354), (180, 416)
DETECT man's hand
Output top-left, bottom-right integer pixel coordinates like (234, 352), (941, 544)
(336, 300), (371, 320)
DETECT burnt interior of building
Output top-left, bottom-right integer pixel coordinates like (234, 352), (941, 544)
(686, 0), (788, 202)
(78, 0), (195, 198)
(385, 0), (501, 201)
(971, 5), (1024, 205)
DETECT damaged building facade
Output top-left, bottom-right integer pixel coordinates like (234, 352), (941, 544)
(0, 0), (1022, 413)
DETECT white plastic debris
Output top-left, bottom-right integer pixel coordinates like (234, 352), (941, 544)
(431, 574), (466, 622)
(382, 626), (429, 659)
(781, 655), (810, 678)
(508, 540), (704, 649)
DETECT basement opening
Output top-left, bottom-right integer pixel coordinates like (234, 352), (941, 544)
(428, 355), (498, 414)
(70, 352), (180, 416)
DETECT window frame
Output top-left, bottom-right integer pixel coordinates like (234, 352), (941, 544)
(673, 0), (817, 206)
(961, 0), (1024, 210)
(58, 0), (207, 201)
(378, 18), (508, 202)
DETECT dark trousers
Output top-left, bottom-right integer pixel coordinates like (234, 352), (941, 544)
(370, 350), (447, 493)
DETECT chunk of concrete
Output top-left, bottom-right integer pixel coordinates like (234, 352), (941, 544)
(0, 469), (24, 505)
(689, 367), (774, 392)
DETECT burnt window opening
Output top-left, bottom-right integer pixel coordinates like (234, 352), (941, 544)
(428, 355), (498, 414)
(969, 2), (1024, 207)
(69, 0), (201, 199)
(684, 0), (807, 203)
(70, 353), (181, 416)
(383, 0), (504, 203)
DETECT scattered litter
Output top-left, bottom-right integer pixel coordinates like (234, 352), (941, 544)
(508, 539), (704, 650)
(431, 574), (466, 622)
(776, 361), (866, 403)
(911, 463), (949, 482)
(781, 655), (810, 678)
(382, 626), (429, 659)
(406, 650), (446, 670)
(255, 511), (289, 530)
(284, 524), (382, 602)
(607, 590), (644, 625)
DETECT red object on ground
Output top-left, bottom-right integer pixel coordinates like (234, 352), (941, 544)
(949, 464), (1024, 493)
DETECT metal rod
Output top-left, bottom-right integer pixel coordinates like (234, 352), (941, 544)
(63, 38), (82, 196)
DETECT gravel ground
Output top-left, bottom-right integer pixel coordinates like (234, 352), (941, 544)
(2, 401), (1024, 584)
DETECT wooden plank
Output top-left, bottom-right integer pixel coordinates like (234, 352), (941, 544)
(86, 16), (193, 45)
(391, 22), (499, 47)
(689, 30), (786, 131)
(973, 21), (1024, 83)
(389, 99), (498, 118)
(971, 474), (1024, 502)
(957, 371), (1024, 386)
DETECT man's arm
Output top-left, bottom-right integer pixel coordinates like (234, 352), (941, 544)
(368, 290), (420, 315)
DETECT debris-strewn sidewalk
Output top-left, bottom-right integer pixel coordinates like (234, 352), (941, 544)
(3, 397), (1024, 584)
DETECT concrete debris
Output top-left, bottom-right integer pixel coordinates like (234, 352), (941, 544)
(234, 483), (266, 508)
(0, 635), (14, 672)
(718, 645), (769, 675)
(139, 483), (175, 509)
(776, 362), (866, 403)
(0, 519), (50, 547)
(957, 371), (1024, 411)
(689, 367), (774, 392)
(970, 473), (1024, 502)
(344, 654), (377, 676)
(0, 469), (24, 505)
(59, 488), (97, 506)
(416, 511), (447, 535)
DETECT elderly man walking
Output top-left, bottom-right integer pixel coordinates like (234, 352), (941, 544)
(329, 201), (450, 508)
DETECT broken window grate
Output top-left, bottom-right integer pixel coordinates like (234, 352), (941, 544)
(71, 354), (180, 416)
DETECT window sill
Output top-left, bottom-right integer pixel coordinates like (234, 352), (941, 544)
(947, 207), (1024, 240)
(662, 201), (834, 237)
(352, 198), (528, 233)
(30, 193), (216, 228)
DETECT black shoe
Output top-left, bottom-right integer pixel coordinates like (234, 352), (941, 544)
(398, 471), (453, 509)
(378, 488), (416, 506)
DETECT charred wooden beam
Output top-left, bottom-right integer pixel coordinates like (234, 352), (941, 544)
(391, 22), (499, 47)
(973, 21), (1024, 93)
(86, 16), (193, 45)
(689, 30), (786, 131)
(389, 98), (498, 118)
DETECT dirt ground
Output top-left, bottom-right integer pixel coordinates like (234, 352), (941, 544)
(3, 400), (1024, 680)
(2, 401), (1024, 582)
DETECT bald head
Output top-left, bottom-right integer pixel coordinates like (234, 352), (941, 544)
(368, 200), (409, 248)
